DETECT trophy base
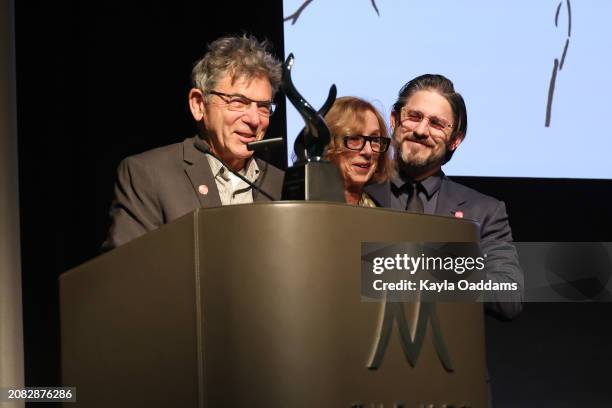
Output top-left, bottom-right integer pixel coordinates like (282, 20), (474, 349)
(282, 160), (345, 202)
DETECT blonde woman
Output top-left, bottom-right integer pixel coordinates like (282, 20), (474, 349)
(324, 97), (392, 206)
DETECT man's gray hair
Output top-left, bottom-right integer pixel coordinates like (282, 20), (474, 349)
(191, 35), (282, 97)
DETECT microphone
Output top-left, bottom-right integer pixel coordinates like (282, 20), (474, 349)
(194, 139), (276, 201)
(247, 137), (284, 151)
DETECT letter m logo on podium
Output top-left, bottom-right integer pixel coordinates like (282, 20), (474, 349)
(367, 294), (454, 372)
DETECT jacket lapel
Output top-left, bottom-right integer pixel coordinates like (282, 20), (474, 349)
(183, 137), (222, 208)
(435, 176), (467, 217)
(364, 181), (393, 208)
(253, 159), (275, 202)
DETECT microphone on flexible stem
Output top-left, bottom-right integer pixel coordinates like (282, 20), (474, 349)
(247, 137), (284, 177)
(246, 137), (284, 151)
(196, 141), (276, 201)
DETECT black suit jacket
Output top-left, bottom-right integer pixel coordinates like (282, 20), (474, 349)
(366, 175), (524, 320)
(102, 136), (284, 251)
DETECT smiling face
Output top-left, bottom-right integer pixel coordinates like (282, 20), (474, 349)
(335, 110), (382, 190)
(391, 89), (463, 180)
(189, 72), (272, 170)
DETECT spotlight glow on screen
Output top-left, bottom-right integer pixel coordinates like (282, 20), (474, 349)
(282, 0), (612, 179)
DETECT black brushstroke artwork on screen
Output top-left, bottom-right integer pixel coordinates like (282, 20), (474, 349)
(546, 0), (572, 127)
(284, 0), (380, 25)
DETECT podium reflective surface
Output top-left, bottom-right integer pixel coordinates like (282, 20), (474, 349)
(60, 202), (486, 407)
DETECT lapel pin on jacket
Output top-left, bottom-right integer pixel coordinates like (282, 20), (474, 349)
(453, 210), (464, 218)
(198, 184), (209, 195)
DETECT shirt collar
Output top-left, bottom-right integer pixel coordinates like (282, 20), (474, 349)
(391, 169), (444, 199)
(206, 155), (260, 183)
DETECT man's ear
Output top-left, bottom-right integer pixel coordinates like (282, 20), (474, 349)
(188, 88), (205, 122)
(450, 131), (465, 151)
(390, 111), (398, 130)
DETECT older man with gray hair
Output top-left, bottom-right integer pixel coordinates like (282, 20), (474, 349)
(103, 35), (284, 250)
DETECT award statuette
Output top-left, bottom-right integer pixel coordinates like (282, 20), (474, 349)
(281, 54), (345, 202)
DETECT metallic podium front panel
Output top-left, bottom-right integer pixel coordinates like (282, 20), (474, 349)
(61, 202), (486, 407)
(60, 214), (201, 407)
(196, 202), (487, 407)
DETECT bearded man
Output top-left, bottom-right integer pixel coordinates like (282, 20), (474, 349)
(366, 74), (523, 320)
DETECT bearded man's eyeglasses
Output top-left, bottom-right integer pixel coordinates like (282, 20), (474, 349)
(400, 108), (453, 134)
(208, 90), (276, 117)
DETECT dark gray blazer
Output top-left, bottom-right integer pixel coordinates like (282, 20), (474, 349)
(365, 175), (524, 320)
(102, 136), (284, 251)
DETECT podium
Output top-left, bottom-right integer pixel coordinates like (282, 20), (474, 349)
(60, 202), (488, 407)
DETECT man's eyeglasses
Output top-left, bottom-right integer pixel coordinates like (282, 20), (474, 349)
(400, 108), (453, 134)
(343, 135), (390, 153)
(208, 90), (276, 117)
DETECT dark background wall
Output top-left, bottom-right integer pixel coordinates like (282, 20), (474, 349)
(14, 1), (612, 406)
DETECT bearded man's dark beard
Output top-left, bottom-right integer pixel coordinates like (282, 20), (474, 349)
(395, 143), (448, 179)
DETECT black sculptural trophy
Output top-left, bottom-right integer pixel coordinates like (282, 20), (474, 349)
(281, 53), (345, 202)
